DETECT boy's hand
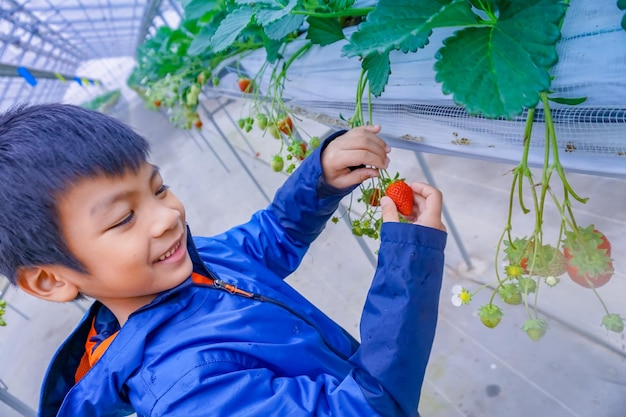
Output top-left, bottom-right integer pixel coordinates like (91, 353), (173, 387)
(321, 125), (391, 189)
(381, 182), (446, 232)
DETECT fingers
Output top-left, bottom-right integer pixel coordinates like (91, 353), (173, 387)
(380, 196), (400, 223)
(330, 167), (380, 190)
(321, 125), (391, 189)
(328, 127), (390, 169)
(409, 182), (446, 232)
(356, 124), (382, 135)
(329, 148), (390, 173)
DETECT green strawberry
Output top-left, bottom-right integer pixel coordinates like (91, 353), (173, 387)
(498, 284), (522, 305)
(534, 244), (566, 277)
(602, 313), (624, 333)
(268, 124), (281, 139)
(271, 155), (284, 172)
(309, 136), (321, 149)
(522, 319), (547, 341)
(517, 277), (537, 294)
(478, 304), (503, 328)
(256, 114), (268, 130)
(186, 84), (200, 106)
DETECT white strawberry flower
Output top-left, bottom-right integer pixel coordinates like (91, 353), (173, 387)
(545, 275), (560, 287)
(451, 285), (472, 307)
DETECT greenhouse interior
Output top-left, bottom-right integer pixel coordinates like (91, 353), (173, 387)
(0, 0), (625, 416)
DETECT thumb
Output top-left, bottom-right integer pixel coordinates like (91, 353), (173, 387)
(380, 196), (400, 223)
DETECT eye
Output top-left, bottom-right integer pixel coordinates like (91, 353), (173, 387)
(155, 184), (170, 196)
(111, 211), (135, 229)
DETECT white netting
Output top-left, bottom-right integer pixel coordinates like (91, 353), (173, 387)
(219, 0), (626, 178)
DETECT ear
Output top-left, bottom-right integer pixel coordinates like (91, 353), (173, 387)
(16, 266), (80, 302)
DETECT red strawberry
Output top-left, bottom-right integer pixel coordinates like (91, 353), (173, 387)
(385, 180), (413, 216)
(153, 100), (162, 107)
(297, 142), (306, 160)
(238, 78), (253, 93)
(361, 188), (381, 207)
(194, 119), (203, 129)
(277, 116), (293, 135)
(563, 226), (613, 288)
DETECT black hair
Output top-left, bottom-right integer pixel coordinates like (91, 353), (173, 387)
(0, 103), (150, 283)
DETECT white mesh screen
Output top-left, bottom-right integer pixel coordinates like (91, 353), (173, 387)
(219, 0), (625, 178)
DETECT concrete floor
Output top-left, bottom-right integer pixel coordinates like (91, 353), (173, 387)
(1, 94), (625, 416)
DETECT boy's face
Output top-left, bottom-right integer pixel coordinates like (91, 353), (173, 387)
(55, 162), (193, 318)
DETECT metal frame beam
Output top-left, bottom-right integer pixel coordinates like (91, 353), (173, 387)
(0, 62), (100, 84)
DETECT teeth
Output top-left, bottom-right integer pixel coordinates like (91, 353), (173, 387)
(158, 241), (180, 261)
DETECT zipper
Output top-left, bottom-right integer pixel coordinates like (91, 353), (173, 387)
(210, 278), (352, 361)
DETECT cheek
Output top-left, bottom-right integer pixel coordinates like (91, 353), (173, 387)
(168, 194), (186, 221)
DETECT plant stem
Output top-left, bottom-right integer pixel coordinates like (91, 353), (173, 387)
(540, 93), (587, 205)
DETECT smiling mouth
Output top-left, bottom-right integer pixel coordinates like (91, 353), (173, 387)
(157, 240), (181, 262)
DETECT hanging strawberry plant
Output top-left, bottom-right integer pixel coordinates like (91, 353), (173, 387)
(127, 0), (625, 340)
(201, 0), (374, 171)
(341, 0), (624, 340)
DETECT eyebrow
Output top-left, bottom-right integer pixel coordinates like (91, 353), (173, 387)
(89, 165), (161, 217)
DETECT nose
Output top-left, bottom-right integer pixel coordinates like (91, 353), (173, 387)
(149, 197), (182, 238)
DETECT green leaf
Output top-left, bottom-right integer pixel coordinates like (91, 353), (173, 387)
(211, 7), (255, 52)
(264, 13), (305, 40)
(263, 35), (283, 63)
(184, 0), (220, 20)
(306, 17), (346, 46)
(622, 13), (626, 30)
(187, 9), (227, 56)
(188, 23), (217, 55)
(256, 0), (298, 25)
(343, 0), (477, 58)
(618, 0), (626, 10)
(434, 0), (567, 119)
(362, 52), (390, 96)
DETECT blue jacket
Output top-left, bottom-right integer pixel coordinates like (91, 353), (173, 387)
(38, 134), (447, 417)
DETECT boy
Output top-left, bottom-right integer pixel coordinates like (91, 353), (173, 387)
(0, 103), (447, 417)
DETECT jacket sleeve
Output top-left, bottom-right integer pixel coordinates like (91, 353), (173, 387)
(208, 130), (353, 278)
(349, 222), (447, 416)
(150, 223), (446, 417)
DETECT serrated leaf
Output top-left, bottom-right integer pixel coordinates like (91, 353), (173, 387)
(434, 0), (566, 119)
(184, 0), (220, 20)
(362, 52), (391, 96)
(211, 7), (255, 52)
(188, 21), (219, 55)
(256, 0), (298, 25)
(306, 17), (345, 46)
(263, 35), (283, 63)
(342, 0), (477, 58)
(264, 13), (305, 40)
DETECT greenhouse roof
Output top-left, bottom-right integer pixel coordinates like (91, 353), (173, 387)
(0, 0), (181, 110)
